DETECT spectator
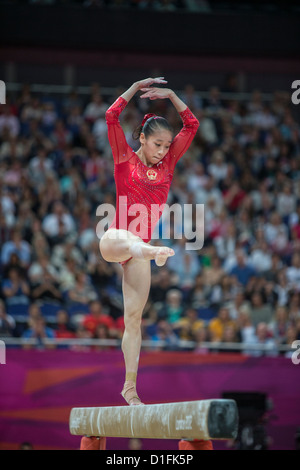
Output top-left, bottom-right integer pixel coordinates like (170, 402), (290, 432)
(249, 239), (272, 274)
(202, 254), (225, 287)
(207, 149), (228, 183)
(194, 325), (210, 354)
(248, 292), (274, 328)
(28, 253), (60, 284)
(0, 104), (20, 138)
(87, 245), (116, 294)
(226, 290), (251, 320)
(28, 146), (54, 186)
(246, 322), (278, 357)
(288, 292), (300, 321)
(2, 266), (31, 317)
(41, 101), (58, 133)
(66, 271), (98, 315)
(186, 162), (209, 194)
(223, 181), (246, 215)
(204, 86), (223, 115)
(269, 305), (289, 345)
(149, 267), (176, 304)
(282, 325), (299, 358)
(57, 256), (78, 293)
(210, 274), (237, 307)
(236, 304), (257, 346)
(81, 299), (115, 337)
(54, 310), (76, 339)
(29, 255), (62, 306)
(195, 174), (223, 212)
(167, 237), (201, 285)
(186, 273), (211, 309)
(196, 109), (218, 145)
(176, 308), (205, 341)
(277, 182), (297, 218)
(208, 307), (236, 342)
(84, 93), (108, 124)
(286, 253), (300, 291)
(219, 324), (240, 353)
(180, 84), (202, 111)
(1, 229), (31, 269)
(213, 220), (237, 261)
(150, 320), (179, 351)
(0, 299), (16, 337)
(264, 211), (290, 256)
(50, 119), (72, 151)
(157, 289), (184, 325)
(22, 315), (56, 349)
(229, 249), (257, 287)
(42, 201), (76, 243)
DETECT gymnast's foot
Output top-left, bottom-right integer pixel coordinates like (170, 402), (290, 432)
(121, 381), (144, 406)
(154, 247), (175, 267)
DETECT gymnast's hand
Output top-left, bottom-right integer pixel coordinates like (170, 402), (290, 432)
(136, 77), (167, 90)
(140, 86), (173, 100)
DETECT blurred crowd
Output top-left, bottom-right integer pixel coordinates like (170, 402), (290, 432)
(0, 79), (300, 357)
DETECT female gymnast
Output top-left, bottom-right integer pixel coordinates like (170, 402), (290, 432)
(99, 77), (199, 405)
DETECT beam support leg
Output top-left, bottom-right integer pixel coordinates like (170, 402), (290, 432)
(178, 439), (213, 450)
(80, 436), (106, 450)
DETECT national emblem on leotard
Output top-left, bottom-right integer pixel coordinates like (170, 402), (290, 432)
(147, 169), (157, 180)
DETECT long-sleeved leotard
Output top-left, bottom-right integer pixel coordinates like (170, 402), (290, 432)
(106, 96), (199, 243)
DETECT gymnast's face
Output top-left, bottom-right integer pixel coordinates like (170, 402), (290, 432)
(140, 130), (173, 167)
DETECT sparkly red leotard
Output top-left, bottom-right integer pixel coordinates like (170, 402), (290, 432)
(106, 96), (199, 245)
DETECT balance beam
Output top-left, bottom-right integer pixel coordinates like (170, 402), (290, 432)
(69, 399), (238, 441)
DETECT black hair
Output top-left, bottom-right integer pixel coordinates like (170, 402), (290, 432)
(132, 116), (173, 140)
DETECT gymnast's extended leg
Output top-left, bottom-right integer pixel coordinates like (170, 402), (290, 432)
(99, 228), (174, 266)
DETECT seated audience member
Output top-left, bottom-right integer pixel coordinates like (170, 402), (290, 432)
(236, 304), (257, 345)
(2, 266), (31, 317)
(66, 271), (98, 314)
(82, 299), (115, 337)
(248, 291), (274, 328)
(208, 306), (236, 342)
(245, 322), (278, 357)
(29, 254), (62, 309)
(22, 315), (55, 349)
(0, 298), (16, 337)
(229, 249), (257, 287)
(176, 308), (205, 341)
(54, 310), (76, 339)
(157, 289), (184, 325)
(194, 325), (210, 354)
(202, 254), (225, 287)
(1, 229), (31, 269)
(218, 324), (240, 353)
(286, 253), (300, 291)
(150, 320), (179, 351)
(42, 201), (76, 244)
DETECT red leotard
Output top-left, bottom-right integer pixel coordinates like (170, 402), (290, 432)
(106, 96), (199, 244)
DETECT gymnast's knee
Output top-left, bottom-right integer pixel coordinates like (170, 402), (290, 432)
(124, 310), (142, 332)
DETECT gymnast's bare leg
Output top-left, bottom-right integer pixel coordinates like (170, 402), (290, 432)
(100, 228), (174, 267)
(100, 228), (174, 405)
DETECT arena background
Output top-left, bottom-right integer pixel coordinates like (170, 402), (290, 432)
(0, 0), (300, 451)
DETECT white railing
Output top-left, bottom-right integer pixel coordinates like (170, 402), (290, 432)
(5, 82), (274, 102)
(2, 336), (293, 354)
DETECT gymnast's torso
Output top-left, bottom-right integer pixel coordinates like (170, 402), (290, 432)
(106, 96), (199, 242)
